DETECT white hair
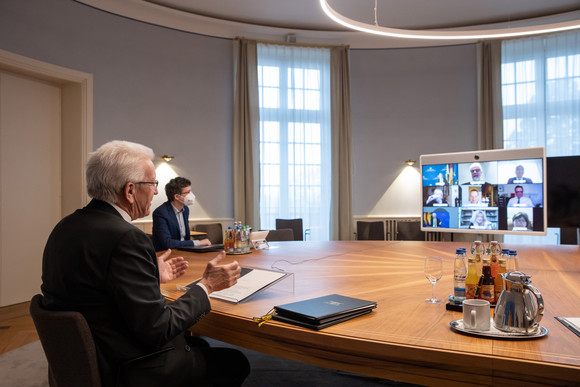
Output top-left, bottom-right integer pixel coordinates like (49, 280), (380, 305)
(469, 162), (482, 171)
(86, 140), (155, 203)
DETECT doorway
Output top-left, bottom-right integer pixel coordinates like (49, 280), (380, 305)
(0, 49), (92, 306)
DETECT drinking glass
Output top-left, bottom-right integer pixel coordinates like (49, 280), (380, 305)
(424, 256), (443, 304)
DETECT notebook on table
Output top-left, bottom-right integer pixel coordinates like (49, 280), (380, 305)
(177, 244), (224, 253)
(183, 266), (290, 304)
(273, 294), (377, 330)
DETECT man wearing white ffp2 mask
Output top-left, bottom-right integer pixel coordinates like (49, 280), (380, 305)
(151, 177), (211, 251)
(182, 191), (196, 206)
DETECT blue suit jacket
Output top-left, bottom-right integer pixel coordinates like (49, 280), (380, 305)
(152, 201), (194, 251)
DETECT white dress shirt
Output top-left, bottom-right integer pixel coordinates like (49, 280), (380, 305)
(507, 196), (534, 207)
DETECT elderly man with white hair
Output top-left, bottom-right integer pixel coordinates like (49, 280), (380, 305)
(41, 140), (250, 387)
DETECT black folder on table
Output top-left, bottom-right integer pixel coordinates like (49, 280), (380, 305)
(177, 244), (224, 253)
(273, 294), (377, 330)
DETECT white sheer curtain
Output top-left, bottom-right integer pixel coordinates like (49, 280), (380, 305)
(501, 30), (580, 156)
(257, 43), (332, 241)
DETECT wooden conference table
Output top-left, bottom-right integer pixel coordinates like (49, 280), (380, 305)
(160, 241), (580, 386)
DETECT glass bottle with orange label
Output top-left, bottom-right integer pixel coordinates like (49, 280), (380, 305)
(488, 241), (500, 280)
(471, 240), (484, 278)
(465, 257), (479, 300)
(494, 257), (507, 302)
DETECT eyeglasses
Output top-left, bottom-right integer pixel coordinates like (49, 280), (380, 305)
(134, 180), (159, 188)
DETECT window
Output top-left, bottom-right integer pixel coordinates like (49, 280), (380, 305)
(501, 30), (580, 156)
(501, 31), (580, 245)
(257, 44), (331, 241)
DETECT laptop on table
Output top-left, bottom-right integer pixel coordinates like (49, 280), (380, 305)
(177, 244), (224, 253)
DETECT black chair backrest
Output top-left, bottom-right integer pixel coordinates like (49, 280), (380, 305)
(29, 294), (101, 387)
(266, 228), (295, 241)
(356, 221), (385, 240)
(396, 221), (425, 241)
(275, 218), (303, 241)
(195, 223), (224, 244)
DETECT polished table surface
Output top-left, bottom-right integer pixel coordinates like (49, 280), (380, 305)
(161, 241), (580, 386)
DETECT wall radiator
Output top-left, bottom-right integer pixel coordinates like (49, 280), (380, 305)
(356, 217), (443, 241)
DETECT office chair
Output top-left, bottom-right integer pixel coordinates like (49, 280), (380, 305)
(29, 294), (102, 387)
(356, 221), (385, 240)
(265, 228), (295, 241)
(275, 218), (304, 241)
(559, 227), (579, 245)
(195, 223), (224, 244)
(396, 221), (425, 241)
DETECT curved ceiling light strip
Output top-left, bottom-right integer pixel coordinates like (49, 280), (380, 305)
(320, 0), (580, 40)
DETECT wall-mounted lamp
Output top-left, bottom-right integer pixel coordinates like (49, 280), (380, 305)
(161, 155), (174, 162)
(405, 159), (416, 166)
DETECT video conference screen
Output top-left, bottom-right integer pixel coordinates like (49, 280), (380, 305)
(420, 147), (546, 235)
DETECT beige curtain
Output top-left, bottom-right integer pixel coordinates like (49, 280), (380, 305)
(330, 46), (353, 240)
(477, 40), (503, 150)
(233, 40), (353, 239)
(233, 39), (260, 228)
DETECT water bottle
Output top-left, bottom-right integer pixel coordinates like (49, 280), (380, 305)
(507, 249), (519, 272)
(500, 248), (510, 261)
(453, 248), (467, 302)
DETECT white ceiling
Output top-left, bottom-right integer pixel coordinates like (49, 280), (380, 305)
(80, 0), (580, 48)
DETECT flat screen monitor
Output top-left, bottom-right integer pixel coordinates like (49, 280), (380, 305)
(546, 155), (580, 228)
(420, 147), (546, 235)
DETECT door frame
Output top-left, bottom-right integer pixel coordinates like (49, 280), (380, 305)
(0, 49), (93, 215)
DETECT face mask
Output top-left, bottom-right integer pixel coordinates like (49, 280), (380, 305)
(183, 192), (196, 206)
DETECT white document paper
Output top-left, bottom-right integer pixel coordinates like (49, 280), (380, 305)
(564, 317), (580, 328)
(209, 268), (287, 303)
(556, 317), (580, 337)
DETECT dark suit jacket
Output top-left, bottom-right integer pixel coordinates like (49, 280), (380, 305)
(152, 201), (194, 252)
(41, 199), (211, 387)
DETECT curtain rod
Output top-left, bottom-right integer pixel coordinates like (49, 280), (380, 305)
(235, 36), (348, 49)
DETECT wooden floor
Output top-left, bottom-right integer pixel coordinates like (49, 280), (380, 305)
(0, 301), (38, 354)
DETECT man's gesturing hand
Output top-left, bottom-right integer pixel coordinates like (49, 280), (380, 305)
(158, 249), (189, 283)
(199, 252), (241, 294)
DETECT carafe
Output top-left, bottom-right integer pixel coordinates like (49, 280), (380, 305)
(493, 271), (544, 333)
